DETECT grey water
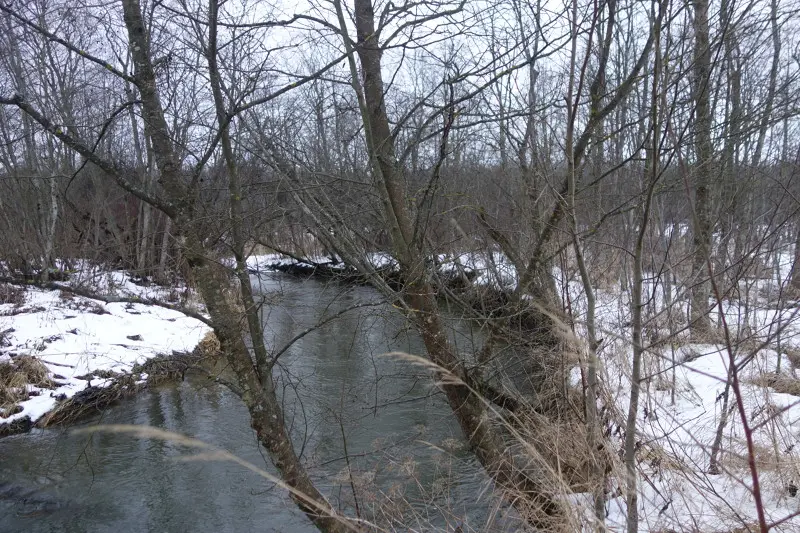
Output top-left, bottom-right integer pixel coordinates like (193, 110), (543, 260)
(0, 274), (510, 532)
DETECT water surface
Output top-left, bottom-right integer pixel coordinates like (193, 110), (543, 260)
(0, 275), (508, 532)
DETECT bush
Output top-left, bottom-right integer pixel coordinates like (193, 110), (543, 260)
(0, 284), (25, 306)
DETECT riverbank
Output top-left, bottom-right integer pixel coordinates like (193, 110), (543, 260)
(0, 251), (511, 438)
(5, 253), (800, 530)
(0, 269), (211, 436)
(248, 251), (537, 328)
(254, 250), (800, 530)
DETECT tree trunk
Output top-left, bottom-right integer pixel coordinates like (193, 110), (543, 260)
(626, 9), (662, 528)
(790, 222), (800, 294)
(184, 236), (356, 533)
(752, 0), (780, 169)
(348, 0), (564, 526)
(120, 1), (361, 529)
(690, 0), (714, 340)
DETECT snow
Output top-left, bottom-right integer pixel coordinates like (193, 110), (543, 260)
(438, 251), (518, 289)
(244, 252), (400, 273)
(0, 271), (210, 428)
(366, 252), (398, 270)
(5, 250), (800, 529)
(560, 263), (800, 531)
(245, 253), (307, 271)
(245, 249), (517, 289)
(593, 343), (800, 530)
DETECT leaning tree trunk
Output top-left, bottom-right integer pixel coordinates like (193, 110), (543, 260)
(346, 0), (564, 527)
(125, 1), (363, 530)
(183, 234), (356, 533)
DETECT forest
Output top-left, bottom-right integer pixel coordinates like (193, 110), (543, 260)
(1, 0), (800, 531)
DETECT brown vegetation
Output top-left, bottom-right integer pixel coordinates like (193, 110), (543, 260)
(0, 355), (54, 416)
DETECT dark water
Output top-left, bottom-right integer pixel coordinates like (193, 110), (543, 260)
(0, 275), (508, 532)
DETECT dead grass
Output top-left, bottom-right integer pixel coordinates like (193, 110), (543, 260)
(783, 348), (800, 370)
(386, 350), (602, 529)
(0, 355), (54, 414)
(195, 331), (221, 358)
(40, 376), (142, 427)
(687, 326), (728, 345)
(726, 525), (763, 533)
(638, 442), (692, 474)
(750, 373), (800, 397)
(40, 351), (203, 427)
(135, 351), (201, 385)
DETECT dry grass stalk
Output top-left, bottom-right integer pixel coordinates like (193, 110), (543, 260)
(0, 284), (25, 306)
(195, 331), (222, 358)
(750, 373), (800, 397)
(783, 348), (800, 371)
(382, 350), (614, 531)
(40, 376), (140, 427)
(74, 424), (377, 533)
(0, 355), (54, 414)
(41, 352), (202, 426)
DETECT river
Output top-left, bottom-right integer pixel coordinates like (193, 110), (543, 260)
(0, 274), (511, 532)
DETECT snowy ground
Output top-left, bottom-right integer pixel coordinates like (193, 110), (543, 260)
(250, 248), (800, 529)
(597, 343), (800, 532)
(5, 250), (800, 530)
(244, 251), (400, 272)
(0, 270), (210, 429)
(569, 259), (800, 531)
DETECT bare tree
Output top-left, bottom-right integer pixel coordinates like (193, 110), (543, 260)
(0, 0), (364, 530)
(689, 0), (714, 340)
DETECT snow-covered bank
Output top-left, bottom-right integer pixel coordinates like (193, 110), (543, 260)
(244, 251), (400, 274)
(563, 267), (800, 531)
(245, 250), (517, 290)
(595, 343), (800, 532)
(6, 251), (797, 529)
(0, 271), (210, 433)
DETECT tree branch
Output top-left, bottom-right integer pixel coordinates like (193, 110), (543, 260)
(0, 276), (212, 326)
(0, 94), (176, 216)
(0, 3), (136, 84)
(269, 301), (383, 366)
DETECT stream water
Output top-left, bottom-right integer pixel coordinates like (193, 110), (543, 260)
(0, 274), (508, 532)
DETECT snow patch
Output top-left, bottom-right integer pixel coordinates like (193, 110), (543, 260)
(0, 273), (210, 427)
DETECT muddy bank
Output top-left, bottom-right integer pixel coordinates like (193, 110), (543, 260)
(0, 351), (204, 438)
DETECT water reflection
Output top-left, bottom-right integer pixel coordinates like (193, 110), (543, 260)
(1, 275), (511, 532)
